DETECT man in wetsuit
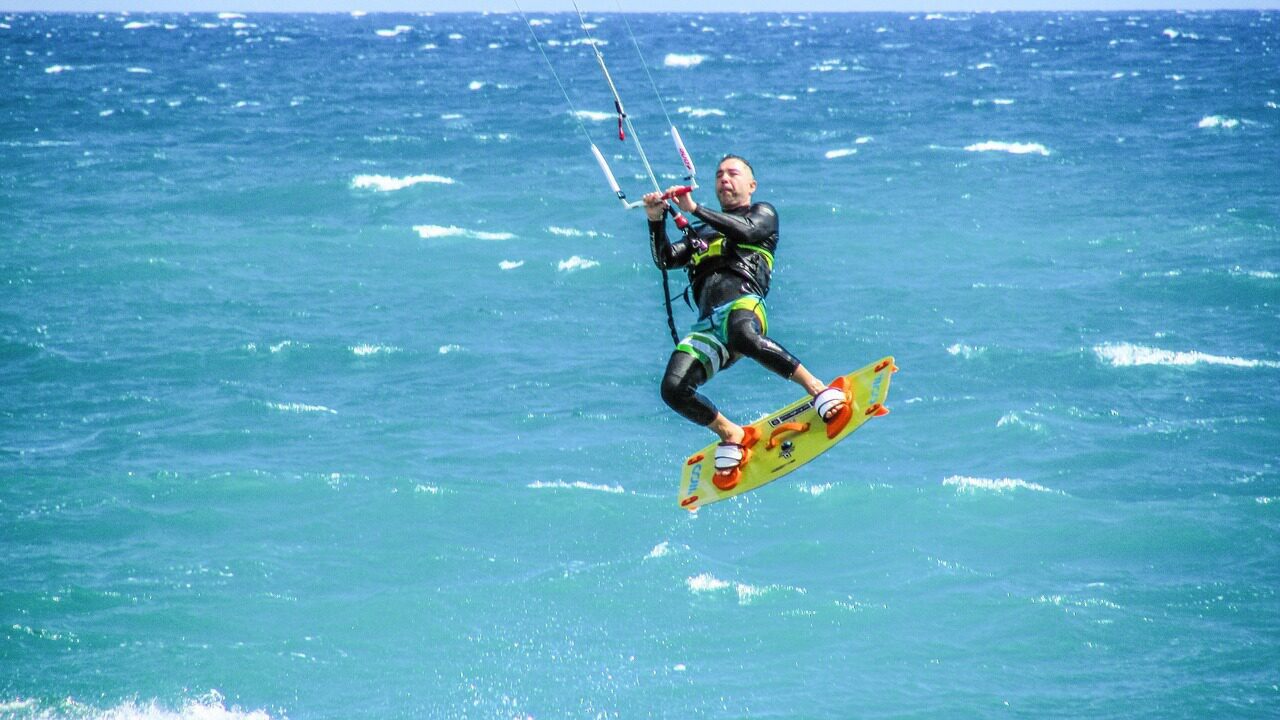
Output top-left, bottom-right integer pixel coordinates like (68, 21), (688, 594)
(644, 155), (847, 486)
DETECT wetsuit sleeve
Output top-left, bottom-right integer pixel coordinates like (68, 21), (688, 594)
(649, 217), (694, 269)
(690, 202), (778, 251)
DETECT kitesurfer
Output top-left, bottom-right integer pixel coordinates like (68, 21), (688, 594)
(645, 155), (848, 479)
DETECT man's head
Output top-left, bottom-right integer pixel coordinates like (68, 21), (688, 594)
(714, 154), (757, 210)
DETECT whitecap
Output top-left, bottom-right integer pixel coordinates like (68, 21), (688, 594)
(218, 12), (246, 19)
(1229, 266), (1277, 279)
(351, 174), (454, 191)
(547, 226), (600, 238)
(964, 140), (1051, 156)
(448, 32), (463, 40)
(123, 21), (157, 29)
(350, 10), (367, 17)
(974, 62), (995, 70)
(438, 344), (463, 354)
(824, 148), (857, 159)
(45, 64), (73, 73)
(645, 541), (670, 559)
(267, 401), (336, 414)
(557, 256), (599, 272)
(573, 109), (612, 122)
(686, 573), (730, 592)
(375, 25), (412, 38)
(528, 18), (550, 26)
(943, 475), (1059, 494)
(99, 109), (115, 117)
(1198, 115), (1240, 129)
(856, 136), (873, 144)
(686, 573), (806, 604)
(498, 260), (524, 270)
(413, 225), (514, 241)
(1093, 342), (1279, 369)
(350, 344), (399, 356)
(527, 480), (624, 493)
(414, 484), (441, 494)
(797, 482), (834, 496)
(997, 412), (1045, 433)
(4, 693), (273, 720)
(677, 106), (725, 118)
(946, 343), (985, 359)
(467, 80), (485, 91)
(664, 53), (705, 68)
(126, 66), (152, 74)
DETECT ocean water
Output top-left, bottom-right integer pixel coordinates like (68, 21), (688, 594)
(2, 9), (1278, 719)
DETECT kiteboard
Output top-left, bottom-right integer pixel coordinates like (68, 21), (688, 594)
(677, 356), (897, 511)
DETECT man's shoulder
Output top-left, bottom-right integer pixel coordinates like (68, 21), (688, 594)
(750, 201), (778, 216)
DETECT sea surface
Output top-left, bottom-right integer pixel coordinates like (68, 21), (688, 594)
(2, 9), (1278, 719)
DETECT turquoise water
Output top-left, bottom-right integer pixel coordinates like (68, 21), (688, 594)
(3, 10), (1278, 719)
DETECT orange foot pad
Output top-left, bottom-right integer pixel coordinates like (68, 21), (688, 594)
(712, 426), (760, 491)
(823, 376), (853, 439)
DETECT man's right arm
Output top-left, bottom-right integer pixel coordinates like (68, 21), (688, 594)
(649, 217), (692, 270)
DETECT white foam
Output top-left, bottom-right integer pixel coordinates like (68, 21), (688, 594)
(498, 260), (524, 271)
(686, 573), (730, 592)
(267, 401), (336, 414)
(414, 484), (441, 495)
(440, 113), (462, 120)
(557, 256), (599, 272)
(997, 412), (1045, 433)
(964, 141), (1051, 156)
(547, 226), (601, 238)
(1093, 342), (1278, 369)
(467, 80), (486, 91)
(349, 10), (367, 17)
(350, 344), (399, 356)
(528, 18), (550, 26)
(99, 109), (115, 117)
(123, 20), (157, 29)
(856, 136), (873, 143)
(946, 343), (985, 359)
(413, 225), (514, 241)
(686, 573), (806, 604)
(438, 344), (463, 354)
(797, 482), (834, 496)
(1198, 115), (1240, 129)
(45, 64), (73, 73)
(1230, 266), (1277, 279)
(664, 53), (705, 68)
(218, 12), (246, 19)
(448, 32), (463, 40)
(944, 475), (1060, 494)
(351, 174), (454, 191)
(824, 148), (857, 159)
(573, 109), (612, 122)
(2, 693), (273, 720)
(974, 62), (995, 70)
(646, 541), (670, 559)
(375, 25), (412, 38)
(126, 66), (152, 74)
(527, 480), (624, 493)
(677, 106), (725, 118)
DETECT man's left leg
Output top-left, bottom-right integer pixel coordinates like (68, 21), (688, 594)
(724, 309), (845, 420)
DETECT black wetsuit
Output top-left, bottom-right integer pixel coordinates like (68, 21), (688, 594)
(649, 202), (802, 426)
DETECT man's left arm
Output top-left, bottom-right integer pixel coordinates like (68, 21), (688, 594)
(690, 203), (778, 248)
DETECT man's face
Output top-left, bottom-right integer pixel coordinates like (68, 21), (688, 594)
(715, 158), (757, 209)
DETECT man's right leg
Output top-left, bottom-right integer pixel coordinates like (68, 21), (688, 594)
(659, 351), (744, 443)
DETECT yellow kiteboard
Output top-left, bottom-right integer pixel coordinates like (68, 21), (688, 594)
(677, 356), (897, 511)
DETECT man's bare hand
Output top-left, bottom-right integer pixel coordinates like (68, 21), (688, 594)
(642, 191), (666, 221)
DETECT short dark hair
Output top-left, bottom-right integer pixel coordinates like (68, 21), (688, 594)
(719, 154), (755, 177)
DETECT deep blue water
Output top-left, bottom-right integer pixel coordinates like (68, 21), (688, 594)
(2, 9), (1278, 719)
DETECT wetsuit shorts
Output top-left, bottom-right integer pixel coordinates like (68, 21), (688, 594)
(675, 294), (768, 380)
